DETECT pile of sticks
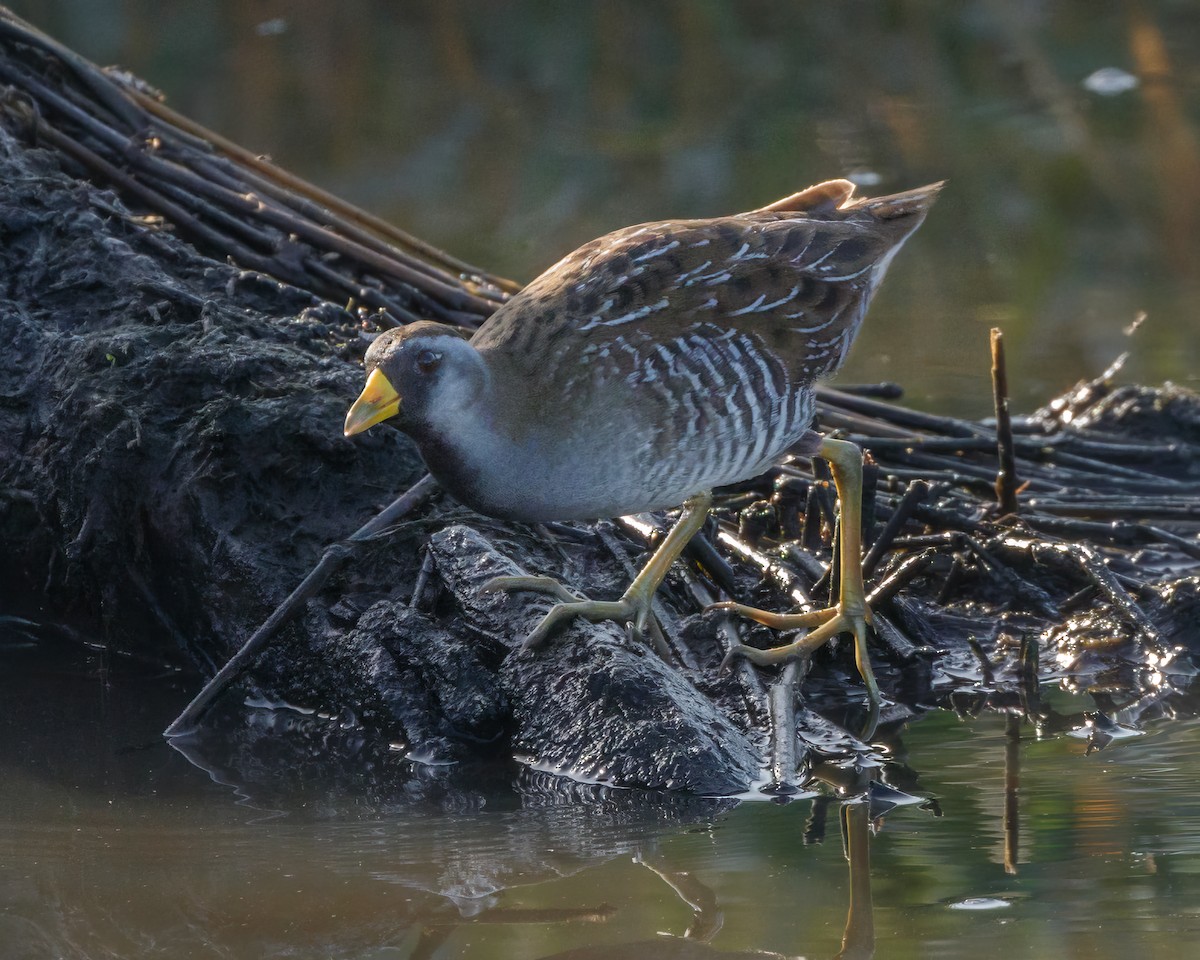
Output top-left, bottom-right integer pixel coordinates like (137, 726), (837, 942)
(0, 8), (514, 329)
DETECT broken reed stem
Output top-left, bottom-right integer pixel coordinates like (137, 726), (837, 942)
(991, 327), (1020, 515)
(164, 474), (440, 737)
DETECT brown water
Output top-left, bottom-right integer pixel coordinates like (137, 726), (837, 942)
(4, 3), (1200, 958)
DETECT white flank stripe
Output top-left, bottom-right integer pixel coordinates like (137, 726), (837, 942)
(805, 247), (836, 270)
(653, 342), (679, 377)
(760, 285), (801, 311)
(723, 337), (758, 476)
(728, 294), (766, 317)
(579, 297), (670, 332)
(679, 259), (713, 284)
(789, 313), (838, 333)
(744, 335), (783, 467)
(633, 239), (680, 263)
(817, 263), (873, 282)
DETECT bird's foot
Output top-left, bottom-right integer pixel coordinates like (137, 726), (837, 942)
(480, 575), (669, 657)
(711, 599), (879, 709)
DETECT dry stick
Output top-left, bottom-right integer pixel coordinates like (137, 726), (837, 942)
(909, 501), (986, 533)
(304, 257), (423, 325)
(855, 432), (1192, 471)
(833, 374), (1179, 499)
(899, 447), (1057, 492)
(684, 529), (740, 598)
(164, 473), (440, 737)
(110, 135), (501, 317)
(862, 479), (929, 578)
(1041, 449), (1188, 485)
(715, 527), (814, 609)
(6, 59), (498, 320)
(867, 549), (938, 608)
(1049, 431), (1194, 461)
(185, 152), (498, 302)
(856, 435), (996, 453)
(0, 77), (310, 288)
(0, 11), (148, 130)
(1026, 514), (1165, 547)
(834, 381), (905, 399)
(1025, 499), (1200, 521)
(122, 85), (522, 296)
(869, 609), (922, 661)
(1143, 525), (1200, 563)
(989, 416), (1025, 501)
(818, 407), (919, 440)
(817, 386), (988, 438)
(151, 173), (295, 256)
(28, 119), (288, 279)
(184, 152), (508, 319)
(1040, 352), (1128, 426)
(157, 157), (497, 319)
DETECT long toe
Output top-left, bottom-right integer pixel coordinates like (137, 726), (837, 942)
(480, 575), (586, 605)
(717, 602), (873, 676)
(707, 600), (840, 631)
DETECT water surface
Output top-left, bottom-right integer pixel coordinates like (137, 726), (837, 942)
(4, 634), (1200, 959)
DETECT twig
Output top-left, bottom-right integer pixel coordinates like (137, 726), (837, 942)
(766, 661), (802, 794)
(124, 83), (519, 296)
(866, 548), (938, 608)
(862, 479), (929, 577)
(991, 328), (1020, 515)
(164, 473), (440, 736)
(1027, 541), (1166, 655)
(817, 386), (987, 438)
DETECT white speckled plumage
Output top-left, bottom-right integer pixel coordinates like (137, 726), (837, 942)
(352, 179), (942, 523)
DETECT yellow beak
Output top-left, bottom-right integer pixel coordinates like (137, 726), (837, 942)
(344, 368), (401, 436)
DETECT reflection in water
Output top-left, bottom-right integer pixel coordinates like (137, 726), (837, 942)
(6, 630), (1200, 956)
(1004, 713), (1021, 876)
(836, 803), (874, 960)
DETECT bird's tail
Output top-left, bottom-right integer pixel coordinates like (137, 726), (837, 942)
(755, 179), (945, 221)
(844, 180), (946, 220)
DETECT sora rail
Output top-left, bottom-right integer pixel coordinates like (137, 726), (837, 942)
(345, 179), (942, 706)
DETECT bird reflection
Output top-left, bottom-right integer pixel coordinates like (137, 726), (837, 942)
(403, 797), (877, 960)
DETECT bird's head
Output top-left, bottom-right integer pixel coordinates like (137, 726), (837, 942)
(343, 321), (486, 437)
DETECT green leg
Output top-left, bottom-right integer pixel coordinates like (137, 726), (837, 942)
(482, 491), (713, 652)
(714, 439), (879, 710)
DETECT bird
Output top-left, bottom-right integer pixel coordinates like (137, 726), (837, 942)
(344, 178), (942, 706)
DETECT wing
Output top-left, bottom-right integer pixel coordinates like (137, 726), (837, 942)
(473, 181), (941, 387)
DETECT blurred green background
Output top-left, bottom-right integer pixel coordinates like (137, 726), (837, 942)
(12, 1), (1200, 411)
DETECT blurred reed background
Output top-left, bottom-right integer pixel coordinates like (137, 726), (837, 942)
(12, 0), (1200, 414)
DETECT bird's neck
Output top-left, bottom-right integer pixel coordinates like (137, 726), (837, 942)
(408, 354), (534, 518)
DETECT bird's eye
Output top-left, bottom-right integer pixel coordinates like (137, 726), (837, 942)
(415, 349), (442, 374)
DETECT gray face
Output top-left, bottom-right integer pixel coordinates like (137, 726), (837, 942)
(366, 323), (485, 432)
